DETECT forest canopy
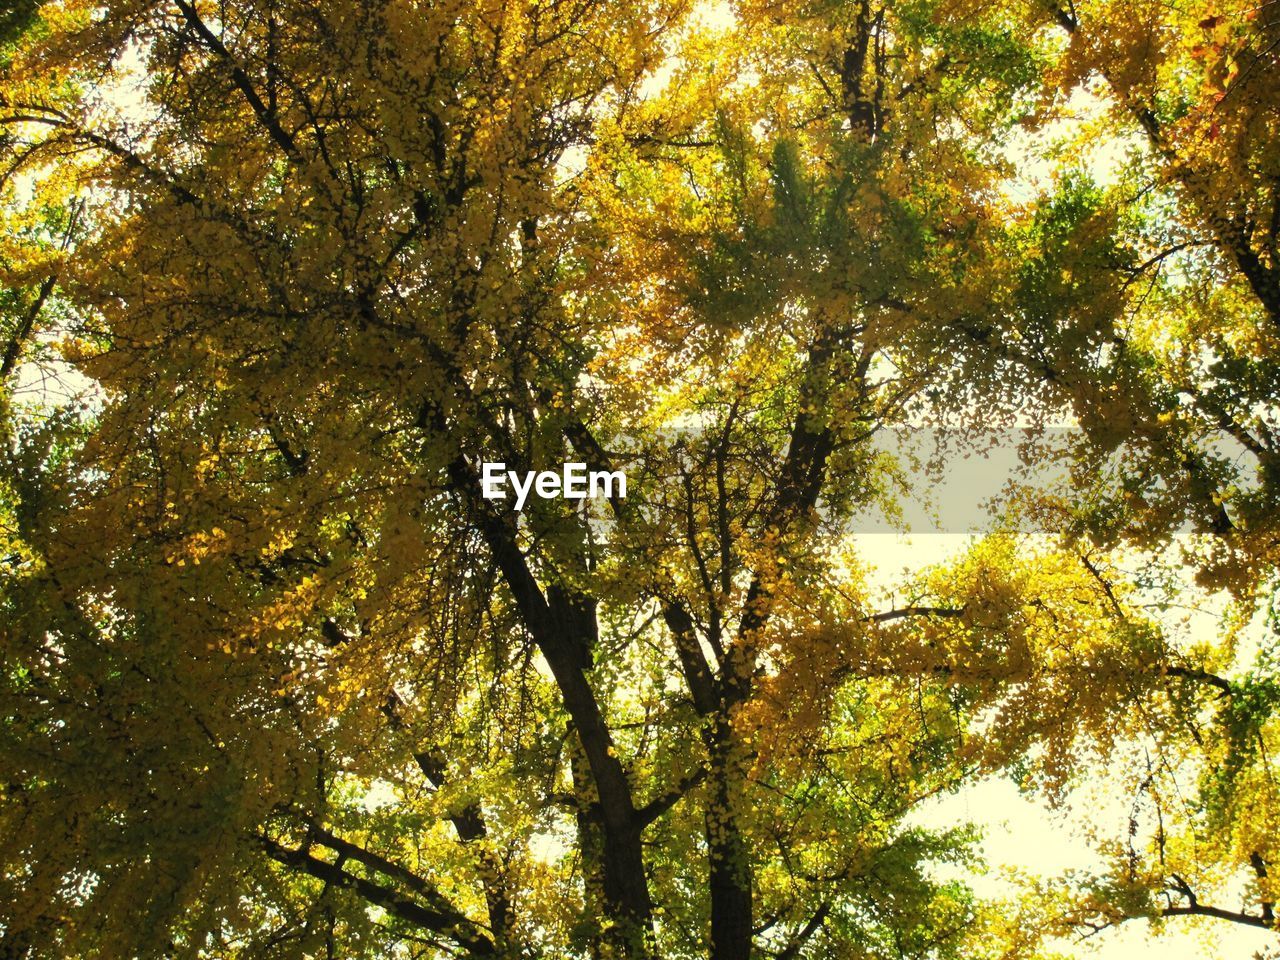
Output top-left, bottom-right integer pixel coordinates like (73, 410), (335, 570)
(1, 0), (1278, 957)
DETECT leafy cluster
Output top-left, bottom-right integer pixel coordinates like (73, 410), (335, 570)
(1, 0), (1278, 958)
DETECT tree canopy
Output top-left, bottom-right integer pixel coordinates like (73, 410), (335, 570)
(1, 0), (1278, 958)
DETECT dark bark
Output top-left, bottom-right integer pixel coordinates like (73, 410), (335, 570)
(0, 274), (55, 380)
(1161, 902), (1275, 929)
(700, 335), (853, 960)
(706, 716), (754, 960)
(415, 749), (511, 943)
(1049, 5), (1280, 333)
(259, 835), (496, 955)
(453, 459), (654, 954)
(570, 736), (609, 960)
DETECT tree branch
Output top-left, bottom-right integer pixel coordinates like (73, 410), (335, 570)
(636, 764), (708, 827)
(863, 606), (965, 624)
(259, 835), (496, 955)
(172, 0), (300, 160)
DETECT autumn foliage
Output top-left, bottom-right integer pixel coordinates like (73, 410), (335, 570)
(1, 0), (1278, 958)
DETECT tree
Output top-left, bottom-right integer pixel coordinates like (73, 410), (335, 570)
(0, 0), (1277, 958)
(952, 0), (1280, 936)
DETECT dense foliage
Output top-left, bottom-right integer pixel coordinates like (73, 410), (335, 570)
(1, 0), (1278, 957)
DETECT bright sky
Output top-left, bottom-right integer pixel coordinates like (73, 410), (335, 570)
(914, 774), (1274, 958)
(861, 532), (1272, 959)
